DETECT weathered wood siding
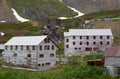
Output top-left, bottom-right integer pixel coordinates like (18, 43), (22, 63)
(105, 57), (120, 67)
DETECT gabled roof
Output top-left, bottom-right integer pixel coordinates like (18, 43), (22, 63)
(64, 29), (113, 36)
(5, 36), (47, 45)
(104, 47), (120, 57)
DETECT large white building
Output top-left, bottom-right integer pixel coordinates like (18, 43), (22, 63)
(2, 36), (59, 71)
(64, 29), (113, 56)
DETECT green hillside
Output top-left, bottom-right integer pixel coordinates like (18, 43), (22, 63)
(6, 0), (76, 20)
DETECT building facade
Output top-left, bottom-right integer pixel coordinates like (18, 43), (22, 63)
(104, 47), (120, 77)
(2, 36), (59, 71)
(64, 29), (113, 56)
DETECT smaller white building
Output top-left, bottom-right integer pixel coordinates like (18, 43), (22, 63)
(64, 29), (113, 56)
(2, 36), (59, 71)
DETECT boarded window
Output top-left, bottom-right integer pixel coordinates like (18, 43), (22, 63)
(50, 53), (54, 57)
(39, 54), (44, 58)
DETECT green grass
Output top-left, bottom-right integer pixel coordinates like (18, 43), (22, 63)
(0, 23), (43, 43)
(0, 54), (119, 79)
(6, 0), (76, 20)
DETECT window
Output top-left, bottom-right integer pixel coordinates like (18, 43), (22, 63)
(10, 46), (13, 50)
(42, 63), (44, 66)
(73, 42), (75, 45)
(50, 53), (54, 57)
(66, 45), (69, 48)
(86, 42), (89, 46)
(93, 36), (96, 39)
(15, 46), (18, 50)
(14, 53), (17, 57)
(52, 45), (54, 50)
(86, 36), (89, 39)
(28, 54), (31, 57)
(107, 41), (110, 45)
(107, 36), (110, 39)
(44, 38), (49, 43)
(100, 36), (103, 39)
(5, 45), (8, 50)
(38, 64), (41, 66)
(79, 48), (81, 50)
(32, 46), (35, 50)
(39, 54), (44, 58)
(80, 36), (82, 39)
(21, 46), (23, 50)
(80, 42), (82, 45)
(66, 39), (69, 42)
(26, 46), (29, 50)
(73, 36), (75, 39)
(75, 47), (77, 50)
(44, 45), (50, 50)
(46, 62), (50, 65)
(93, 42), (96, 45)
(100, 42), (103, 45)
(39, 46), (42, 50)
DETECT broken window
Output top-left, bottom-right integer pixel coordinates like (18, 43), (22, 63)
(50, 53), (54, 57)
(39, 54), (44, 58)
(28, 54), (31, 57)
(14, 53), (17, 57)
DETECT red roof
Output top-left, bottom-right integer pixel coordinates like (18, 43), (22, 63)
(104, 47), (120, 57)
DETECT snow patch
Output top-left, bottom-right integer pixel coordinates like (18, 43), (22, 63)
(58, 0), (84, 20)
(67, 6), (84, 18)
(0, 32), (5, 36)
(11, 8), (30, 22)
(59, 0), (63, 2)
(0, 21), (6, 23)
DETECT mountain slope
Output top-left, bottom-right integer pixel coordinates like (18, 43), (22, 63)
(62, 0), (120, 14)
(6, 0), (76, 20)
(0, 0), (18, 22)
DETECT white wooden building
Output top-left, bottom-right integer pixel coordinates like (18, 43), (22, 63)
(64, 29), (113, 56)
(2, 36), (59, 71)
